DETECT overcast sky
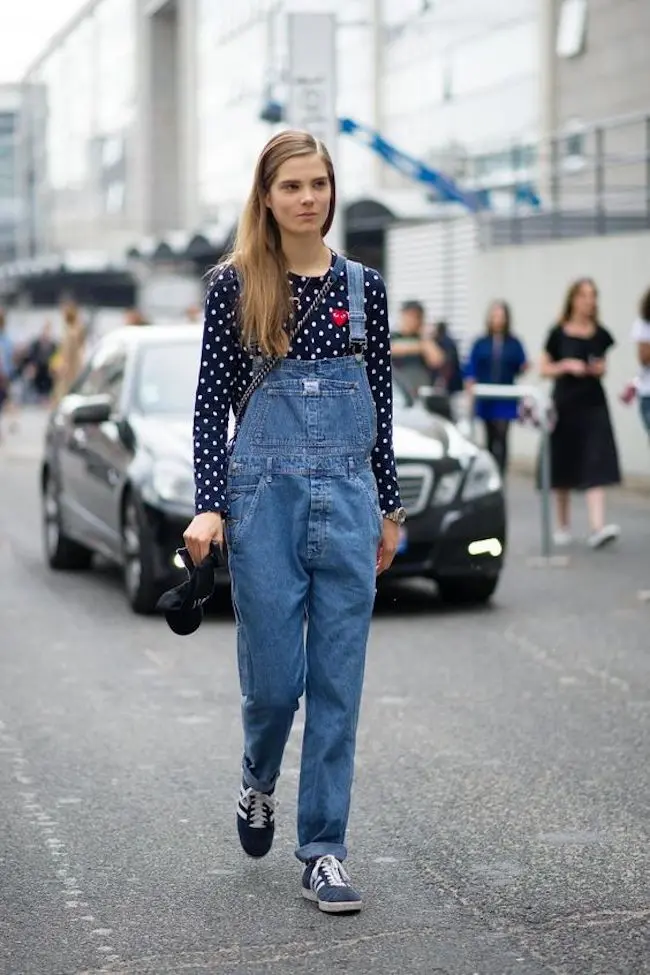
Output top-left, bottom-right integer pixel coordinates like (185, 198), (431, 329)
(0, 1), (88, 83)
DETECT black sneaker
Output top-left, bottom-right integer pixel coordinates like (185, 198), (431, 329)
(301, 855), (363, 913)
(236, 781), (275, 858)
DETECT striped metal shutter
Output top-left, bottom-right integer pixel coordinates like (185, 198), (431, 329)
(386, 215), (479, 353)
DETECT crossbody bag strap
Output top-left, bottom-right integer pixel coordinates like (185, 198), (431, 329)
(232, 253), (346, 432)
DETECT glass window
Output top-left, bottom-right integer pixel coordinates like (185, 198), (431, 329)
(556, 0), (588, 59)
(133, 342), (199, 416)
(74, 342), (127, 405)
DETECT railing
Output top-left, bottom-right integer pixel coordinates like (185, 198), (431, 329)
(470, 111), (650, 245)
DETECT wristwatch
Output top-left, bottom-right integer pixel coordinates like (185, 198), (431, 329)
(385, 506), (407, 526)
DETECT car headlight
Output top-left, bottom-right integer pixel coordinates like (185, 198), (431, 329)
(432, 471), (462, 506)
(151, 460), (195, 506)
(461, 451), (502, 501)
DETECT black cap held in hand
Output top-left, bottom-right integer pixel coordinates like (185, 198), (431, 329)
(156, 547), (218, 636)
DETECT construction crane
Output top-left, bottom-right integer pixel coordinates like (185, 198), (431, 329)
(260, 100), (540, 211)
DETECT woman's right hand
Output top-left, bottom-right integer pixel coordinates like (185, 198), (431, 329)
(183, 511), (224, 567)
(561, 358), (587, 376)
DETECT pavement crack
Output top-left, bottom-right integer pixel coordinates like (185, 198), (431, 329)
(510, 906), (650, 932)
(75, 927), (449, 973)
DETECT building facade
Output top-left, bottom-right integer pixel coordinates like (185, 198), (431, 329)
(0, 85), (24, 264)
(15, 0), (540, 268)
(537, 0), (650, 217)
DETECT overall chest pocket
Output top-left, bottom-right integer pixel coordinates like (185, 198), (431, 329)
(247, 376), (376, 449)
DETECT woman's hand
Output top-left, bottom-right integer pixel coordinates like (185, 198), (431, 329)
(587, 357), (606, 377)
(183, 511), (224, 567)
(562, 358), (587, 376)
(376, 518), (400, 575)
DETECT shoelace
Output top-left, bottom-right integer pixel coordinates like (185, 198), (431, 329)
(311, 854), (350, 890)
(242, 787), (275, 829)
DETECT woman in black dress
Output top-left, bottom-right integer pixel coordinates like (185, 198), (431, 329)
(539, 277), (621, 549)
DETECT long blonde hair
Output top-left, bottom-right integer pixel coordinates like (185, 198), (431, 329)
(223, 129), (336, 358)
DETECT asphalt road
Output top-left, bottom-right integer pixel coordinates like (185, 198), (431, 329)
(1, 412), (649, 975)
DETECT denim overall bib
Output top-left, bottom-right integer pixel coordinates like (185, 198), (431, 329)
(226, 259), (382, 863)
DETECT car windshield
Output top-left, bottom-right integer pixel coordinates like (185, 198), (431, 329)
(132, 340), (414, 416)
(134, 341), (200, 415)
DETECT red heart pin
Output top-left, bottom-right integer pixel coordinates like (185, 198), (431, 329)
(331, 309), (349, 327)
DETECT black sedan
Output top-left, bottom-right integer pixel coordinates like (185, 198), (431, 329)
(41, 325), (506, 613)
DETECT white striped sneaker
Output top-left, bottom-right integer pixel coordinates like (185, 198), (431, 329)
(236, 782), (275, 858)
(588, 524), (620, 549)
(301, 855), (363, 914)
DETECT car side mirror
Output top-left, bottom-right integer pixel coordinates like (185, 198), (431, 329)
(69, 394), (113, 426)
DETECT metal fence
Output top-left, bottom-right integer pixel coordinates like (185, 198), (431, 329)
(473, 111), (650, 246)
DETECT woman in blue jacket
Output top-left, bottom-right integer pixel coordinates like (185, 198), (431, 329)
(465, 300), (528, 473)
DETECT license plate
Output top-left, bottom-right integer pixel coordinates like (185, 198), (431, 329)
(397, 526), (408, 554)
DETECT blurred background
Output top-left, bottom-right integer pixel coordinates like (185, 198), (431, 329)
(1, 0), (649, 478)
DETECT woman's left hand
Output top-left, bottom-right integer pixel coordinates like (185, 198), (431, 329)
(587, 357), (606, 377)
(376, 518), (400, 575)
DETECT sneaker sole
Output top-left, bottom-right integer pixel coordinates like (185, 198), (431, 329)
(301, 888), (363, 913)
(589, 532), (619, 550)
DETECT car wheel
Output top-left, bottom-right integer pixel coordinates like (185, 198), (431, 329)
(436, 575), (500, 605)
(42, 472), (93, 570)
(121, 492), (160, 615)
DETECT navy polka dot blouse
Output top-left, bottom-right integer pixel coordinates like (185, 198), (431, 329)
(193, 257), (402, 516)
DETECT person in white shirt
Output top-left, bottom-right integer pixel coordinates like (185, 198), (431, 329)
(631, 287), (650, 437)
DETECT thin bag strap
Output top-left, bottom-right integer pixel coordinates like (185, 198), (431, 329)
(233, 253), (345, 430)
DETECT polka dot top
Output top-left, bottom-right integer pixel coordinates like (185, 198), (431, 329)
(193, 256), (402, 516)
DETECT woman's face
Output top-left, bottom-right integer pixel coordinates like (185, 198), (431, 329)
(572, 282), (597, 319)
(265, 154), (332, 237)
(488, 303), (507, 334)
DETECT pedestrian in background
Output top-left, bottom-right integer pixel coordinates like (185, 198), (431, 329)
(539, 277), (620, 548)
(52, 302), (86, 404)
(0, 308), (17, 439)
(391, 299), (446, 397)
(630, 286), (650, 439)
(432, 320), (464, 396)
(464, 300), (528, 474)
(182, 129), (404, 914)
(20, 321), (58, 404)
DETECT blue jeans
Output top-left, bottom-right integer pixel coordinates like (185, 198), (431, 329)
(226, 355), (382, 863)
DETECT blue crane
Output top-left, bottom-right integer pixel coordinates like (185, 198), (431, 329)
(260, 101), (540, 211)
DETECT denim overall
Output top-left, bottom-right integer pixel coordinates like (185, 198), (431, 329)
(226, 259), (382, 863)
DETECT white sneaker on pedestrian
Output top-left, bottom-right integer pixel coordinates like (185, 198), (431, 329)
(553, 528), (573, 547)
(588, 524), (620, 549)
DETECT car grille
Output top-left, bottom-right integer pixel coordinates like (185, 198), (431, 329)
(396, 464), (434, 516)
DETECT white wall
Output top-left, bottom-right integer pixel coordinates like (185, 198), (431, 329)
(468, 232), (650, 485)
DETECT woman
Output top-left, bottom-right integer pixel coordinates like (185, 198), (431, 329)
(539, 278), (621, 548)
(183, 130), (404, 914)
(52, 301), (86, 403)
(464, 300), (528, 473)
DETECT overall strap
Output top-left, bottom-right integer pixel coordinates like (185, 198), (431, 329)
(345, 259), (367, 356)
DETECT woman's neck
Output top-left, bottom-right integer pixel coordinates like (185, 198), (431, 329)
(567, 315), (594, 329)
(281, 233), (332, 276)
